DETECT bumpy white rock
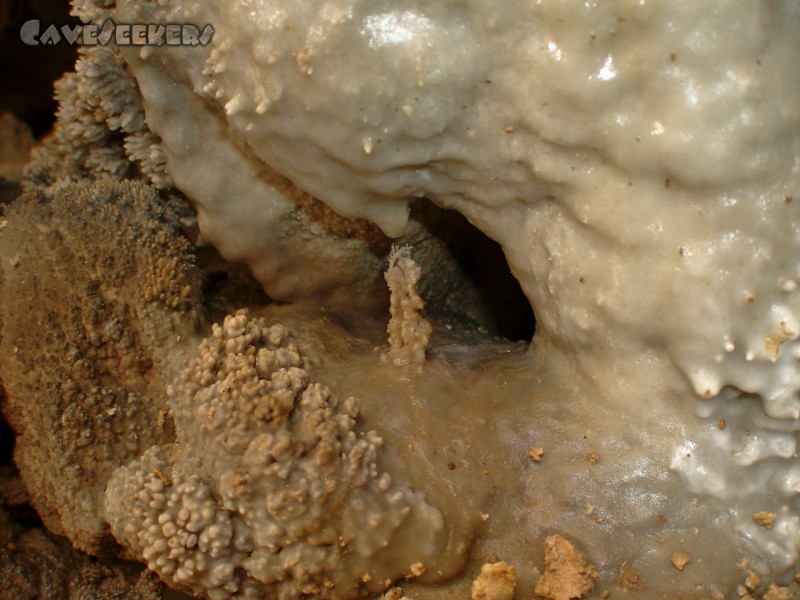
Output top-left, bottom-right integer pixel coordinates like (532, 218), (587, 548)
(110, 0), (800, 413)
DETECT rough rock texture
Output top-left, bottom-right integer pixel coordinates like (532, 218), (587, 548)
(105, 310), (458, 600)
(534, 535), (597, 600)
(470, 561), (515, 600)
(0, 445), (165, 600)
(0, 177), (203, 553)
(0, 522), (164, 600)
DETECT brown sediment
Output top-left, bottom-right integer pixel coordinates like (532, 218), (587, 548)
(670, 551), (691, 572)
(470, 561), (516, 600)
(0, 178), (202, 554)
(534, 535), (598, 600)
(760, 583), (791, 600)
(529, 447), (545, 463)
(618, 562), (639, 588)
(753, 512), (776, 530)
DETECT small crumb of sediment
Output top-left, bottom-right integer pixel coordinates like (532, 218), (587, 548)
(670, 550), (690, 572)
(529, 447), (544, 462)
(534, 534), (598, 600)
(753, 511), (776, 530)
(471, 560), (516, 600)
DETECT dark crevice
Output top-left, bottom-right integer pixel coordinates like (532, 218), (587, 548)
(408, 199), (535, 342)
(0, 408), (14, 465)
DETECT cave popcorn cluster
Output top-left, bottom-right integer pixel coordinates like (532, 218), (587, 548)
(105, 311), (449, 599)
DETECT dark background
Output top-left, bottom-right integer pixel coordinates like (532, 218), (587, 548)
(0, 0), (79, 136)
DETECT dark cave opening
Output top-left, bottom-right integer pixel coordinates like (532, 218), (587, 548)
(0, 409), (14, 466)
(408, 199), (536, 342)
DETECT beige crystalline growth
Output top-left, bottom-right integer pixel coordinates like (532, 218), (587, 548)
(471, 561), (516, 600)
(24, 46), (170, 189)
(46, 46), (167, 187)
(534, 535), (598, 600)
(105, 310), (454, 600)
(385, 245), (432, 366)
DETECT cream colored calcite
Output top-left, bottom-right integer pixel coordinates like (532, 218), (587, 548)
(58, 0), (800, 597)
(105, 48), (389, 305)
(385, 246), (431, 366)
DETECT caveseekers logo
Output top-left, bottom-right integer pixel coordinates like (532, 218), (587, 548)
(20, 19), (214, 47)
